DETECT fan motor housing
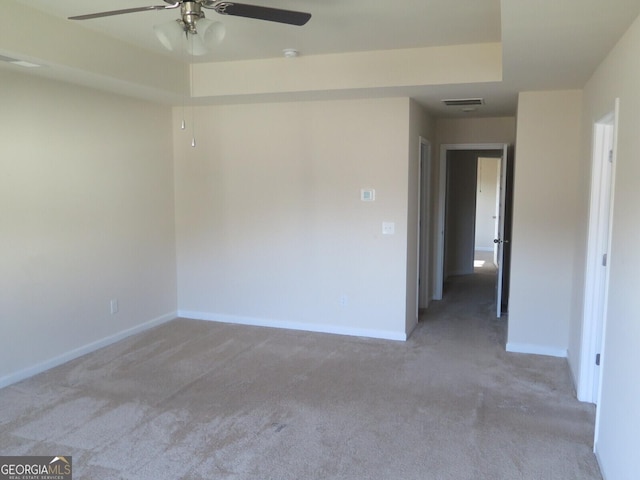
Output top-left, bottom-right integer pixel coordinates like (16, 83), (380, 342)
(182, 1), (204, 32)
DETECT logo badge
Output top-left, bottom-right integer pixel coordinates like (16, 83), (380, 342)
(1, 456), (72, 480)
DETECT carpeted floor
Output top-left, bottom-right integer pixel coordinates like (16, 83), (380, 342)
(0, 260), (602, 479)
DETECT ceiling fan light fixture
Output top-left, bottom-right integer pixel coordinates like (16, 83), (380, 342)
(186, 32), (208, 56)
(154, 19), (184, 52)
(154, 17), (225, 55)
(197, 18), (226, 47)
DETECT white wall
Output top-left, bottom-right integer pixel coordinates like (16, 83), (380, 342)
(0, 70), (177, 385)
(192, 43), (503, 102)
(508, 90), (583, 357)
(435, 117), (516, 146)
(475, 157), (500, 251)
(407, 101), (435, 331)
(579, 13), (640, 480)
(174, 98), (415, 340)
(444, 151), (478, 277)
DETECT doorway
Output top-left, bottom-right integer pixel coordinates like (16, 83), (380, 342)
(475, 157), (501, 267)
(434, 143), (512, 318)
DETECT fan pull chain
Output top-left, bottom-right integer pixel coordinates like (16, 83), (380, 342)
(180, 42), (187, 131)
(190, 85), (196, 147)
(179, 49), (186, 131)
(189, 36), (196, 148)
(179, 79), (186, 130)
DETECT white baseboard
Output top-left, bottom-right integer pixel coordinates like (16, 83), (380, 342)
(178, 310), (407, 342)
(0, 311), (177, 389)
(594, 445), (607, 480)
(506, 342), (568, 358)
(566, 350), (583, 399)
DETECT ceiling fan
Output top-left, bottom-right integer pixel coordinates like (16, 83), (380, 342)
(69, 1), (312, 55)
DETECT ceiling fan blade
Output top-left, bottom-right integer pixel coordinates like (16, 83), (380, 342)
(204, 2), (311, 26)
(68, 3), (180, 21)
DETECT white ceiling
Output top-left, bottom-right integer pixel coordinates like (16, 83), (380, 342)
(15, 0), (502, 62)
(7, 0), (640, 117)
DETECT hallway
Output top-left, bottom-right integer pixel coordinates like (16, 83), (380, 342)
(422, 249), (504, 350)
(411, 254), (602, 479)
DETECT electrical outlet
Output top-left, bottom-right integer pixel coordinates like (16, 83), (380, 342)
(339, 294), (349, 307)
(110, 299), (119, 315)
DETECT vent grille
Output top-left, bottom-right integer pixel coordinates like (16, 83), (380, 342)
(442, 98), (484, 107)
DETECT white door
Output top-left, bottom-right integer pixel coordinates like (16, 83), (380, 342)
(592, 125), (613, 401)
(493, 163), (501, 267)
(415, 142), (422, 323)
(579, 100), (618, 405)
(577, 100), (619, 404)
(494, 145), (509, 318)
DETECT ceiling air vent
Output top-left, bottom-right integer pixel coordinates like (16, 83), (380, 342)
(442, 98), (484, 107)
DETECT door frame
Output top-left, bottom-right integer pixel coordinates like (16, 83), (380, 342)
(433, 143), (509, 309)
(418, 137), (432, 309)
(494, 144), (509, 318)
(579, 99), (619, 406)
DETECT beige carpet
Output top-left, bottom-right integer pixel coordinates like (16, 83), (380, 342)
(0, 264), (602, 479)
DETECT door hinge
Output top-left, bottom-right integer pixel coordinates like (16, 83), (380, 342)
(602, 253), (608, 267)
(608, 149), (614, 163)
(595, 353), (601, 366)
